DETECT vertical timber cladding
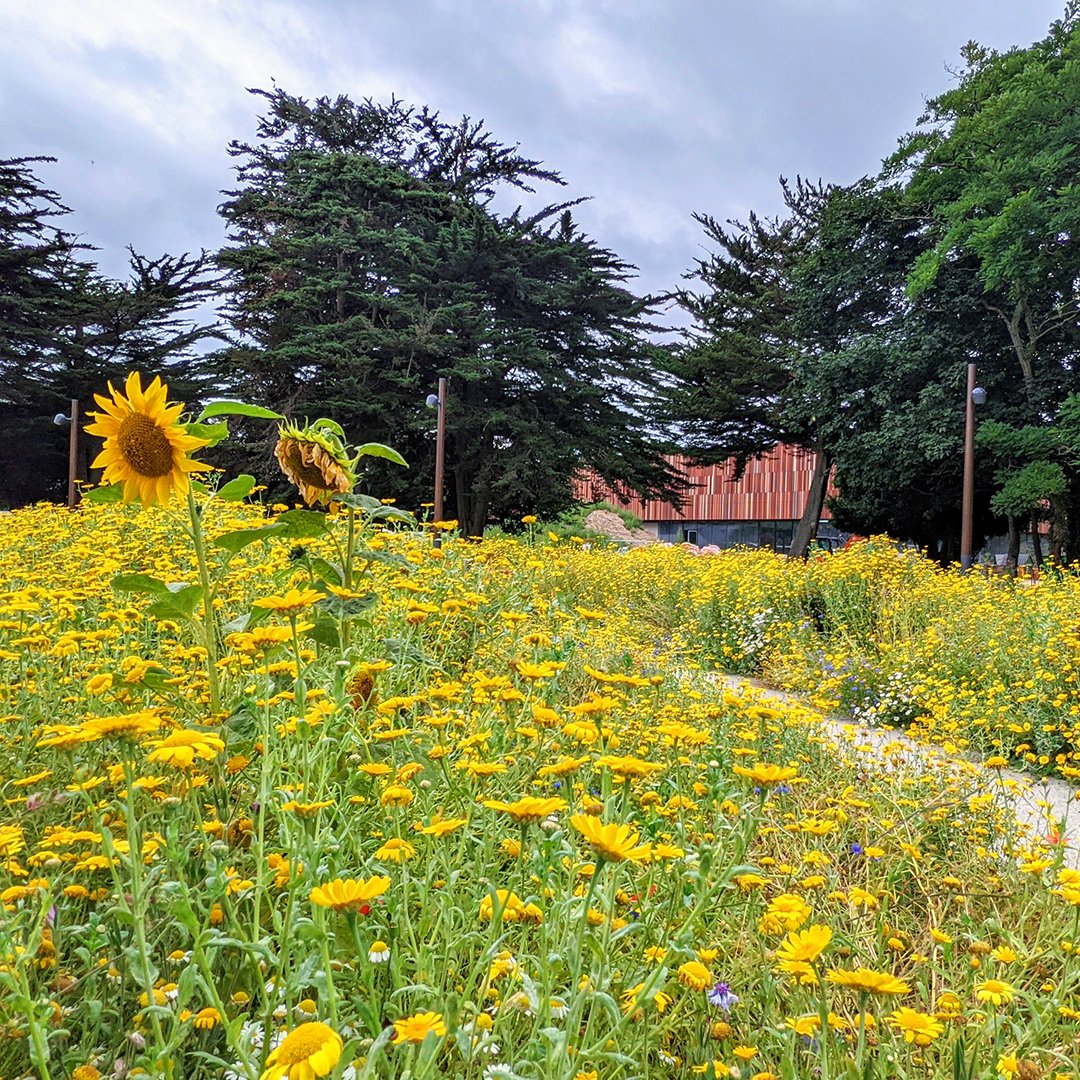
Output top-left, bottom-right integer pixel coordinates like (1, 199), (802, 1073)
(574, 446), (836, 527)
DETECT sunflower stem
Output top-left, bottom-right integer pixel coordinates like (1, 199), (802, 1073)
(186, 486), (222, 719)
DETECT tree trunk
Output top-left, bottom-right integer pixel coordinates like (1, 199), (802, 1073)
(789, 447), (831, 559)
(1048, 494), (1067, 563)
(467, 492), (489, 538)
(1006, 515), (1021, 576)
(454, 464), (468, 533)
(988, 300), (1038, 412)
(1030, 513), (1043, 567)
(1066, 482), (1080, 566)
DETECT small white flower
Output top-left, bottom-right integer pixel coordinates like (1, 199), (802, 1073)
(238, 1019), (265, 1051)
(548, 997), (569, 1019)
(368, 939), (390, 963)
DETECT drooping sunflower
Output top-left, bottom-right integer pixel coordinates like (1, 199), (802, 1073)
(86, 372), (209, 504)
(273, 418), (356, 506)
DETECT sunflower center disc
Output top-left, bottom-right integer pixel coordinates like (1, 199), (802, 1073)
(117, 413), (175, 478)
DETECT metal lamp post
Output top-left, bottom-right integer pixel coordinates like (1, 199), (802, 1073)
(960, 363), (987, 570)
(425, 377), (447, 547)
(53, 398), (80, 509)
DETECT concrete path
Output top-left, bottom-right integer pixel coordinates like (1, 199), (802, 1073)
(716, 674), (1080, 869)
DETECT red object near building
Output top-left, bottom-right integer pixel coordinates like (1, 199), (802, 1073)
(575, 445), (842, 551)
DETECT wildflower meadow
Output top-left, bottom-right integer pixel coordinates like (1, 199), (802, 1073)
(3, 375), (1080, 1080)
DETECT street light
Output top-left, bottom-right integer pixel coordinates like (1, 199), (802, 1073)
(960, 363), (986, 571)
(426, 377), (447, 547)
(53, 398), (81, 510)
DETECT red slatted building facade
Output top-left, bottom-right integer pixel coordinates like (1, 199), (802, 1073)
(575, 445), (842, 551)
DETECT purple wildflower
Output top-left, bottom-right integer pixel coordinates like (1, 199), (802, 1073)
(707, 981), (739, 1012)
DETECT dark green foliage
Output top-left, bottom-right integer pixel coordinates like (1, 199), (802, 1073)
(211, 90), (681, 533)
(0, 157), (221, 506)
(669, 8), (1080, 562)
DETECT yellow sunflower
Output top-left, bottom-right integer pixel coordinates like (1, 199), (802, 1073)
(86, 372), (209, 504)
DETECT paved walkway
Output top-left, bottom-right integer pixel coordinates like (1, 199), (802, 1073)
(716, 674), (1080, 869)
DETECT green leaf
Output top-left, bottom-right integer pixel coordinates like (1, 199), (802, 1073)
(213, 525), (282, 553)
(146, 585), (204, 622)
(355, 442), (408, 467)
(273, 509), (330, 538)
(84, 483), (123, 504)
(305, 615), (341, 649)
(197, 401), (285, 422)
(221, 605), (271, 634)
(356, 547), (414, 571)
(223, 702), (260, 743)
(333, 493), (383, 511)
(312, 418), (346, 440)
(368, 505), (416, 525)
(184, 420), (230, 447)
(322, 593), (377, 617)
(310, 558), (344, 586)
(138, 666), (181, 694)
(214, 474), (257, 502)
(112, 573), (170, 597)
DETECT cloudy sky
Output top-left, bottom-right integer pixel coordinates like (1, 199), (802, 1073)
(0, 0), (1065, 314)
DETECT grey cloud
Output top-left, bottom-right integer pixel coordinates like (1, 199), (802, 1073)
(0, 0), (1067, 302)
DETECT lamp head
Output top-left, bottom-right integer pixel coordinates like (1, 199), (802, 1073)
(53, 413), (70, 426)
(425, 393), (440, 409)
(971, 387), (987, 406)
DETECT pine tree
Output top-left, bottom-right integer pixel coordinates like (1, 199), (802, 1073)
(214, 90), (679, 531)
(0, 157), (222, 505)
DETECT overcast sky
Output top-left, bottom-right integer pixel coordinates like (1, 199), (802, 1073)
(0, 0), (1065, 318)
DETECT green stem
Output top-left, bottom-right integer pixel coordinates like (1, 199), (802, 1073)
(814, 962), (831, 1080)
(123, 758), (173, 1079)
(570, 869), (603, 990)
(342, 505), (356, 650)
(16, 964), (51, 1080)
(289, 614), (307, 715)
(186, 486), (221, 718)
(855, 990), (868, 1073)
(318, 909), (340, 1025)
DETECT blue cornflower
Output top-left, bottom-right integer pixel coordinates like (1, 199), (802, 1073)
(706, 981), (739, 1012)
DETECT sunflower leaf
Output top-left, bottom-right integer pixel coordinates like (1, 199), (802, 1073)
(214, 475), (256, 502)
(184, 420), (230, 447)
(213, 525), (282, 553)
(367, 505), (416, 525)
(310, 558), (344, 585)
(272, 509), (330, 538)
(354, 442), (408, 467)
(146, 585), (204, 622)
(112, 573), (170, 596)
(305, 615), (341, 649)
(84, 483), (123, 504)
(333, 493), (384, 511)
(321, 593), (377, 617)
(197, 402), (285, 422)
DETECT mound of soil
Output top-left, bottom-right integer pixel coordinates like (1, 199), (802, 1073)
(583, 509), (659, 547)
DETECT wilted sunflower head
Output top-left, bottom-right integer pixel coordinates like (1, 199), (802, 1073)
(273, 418), (356, 506)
